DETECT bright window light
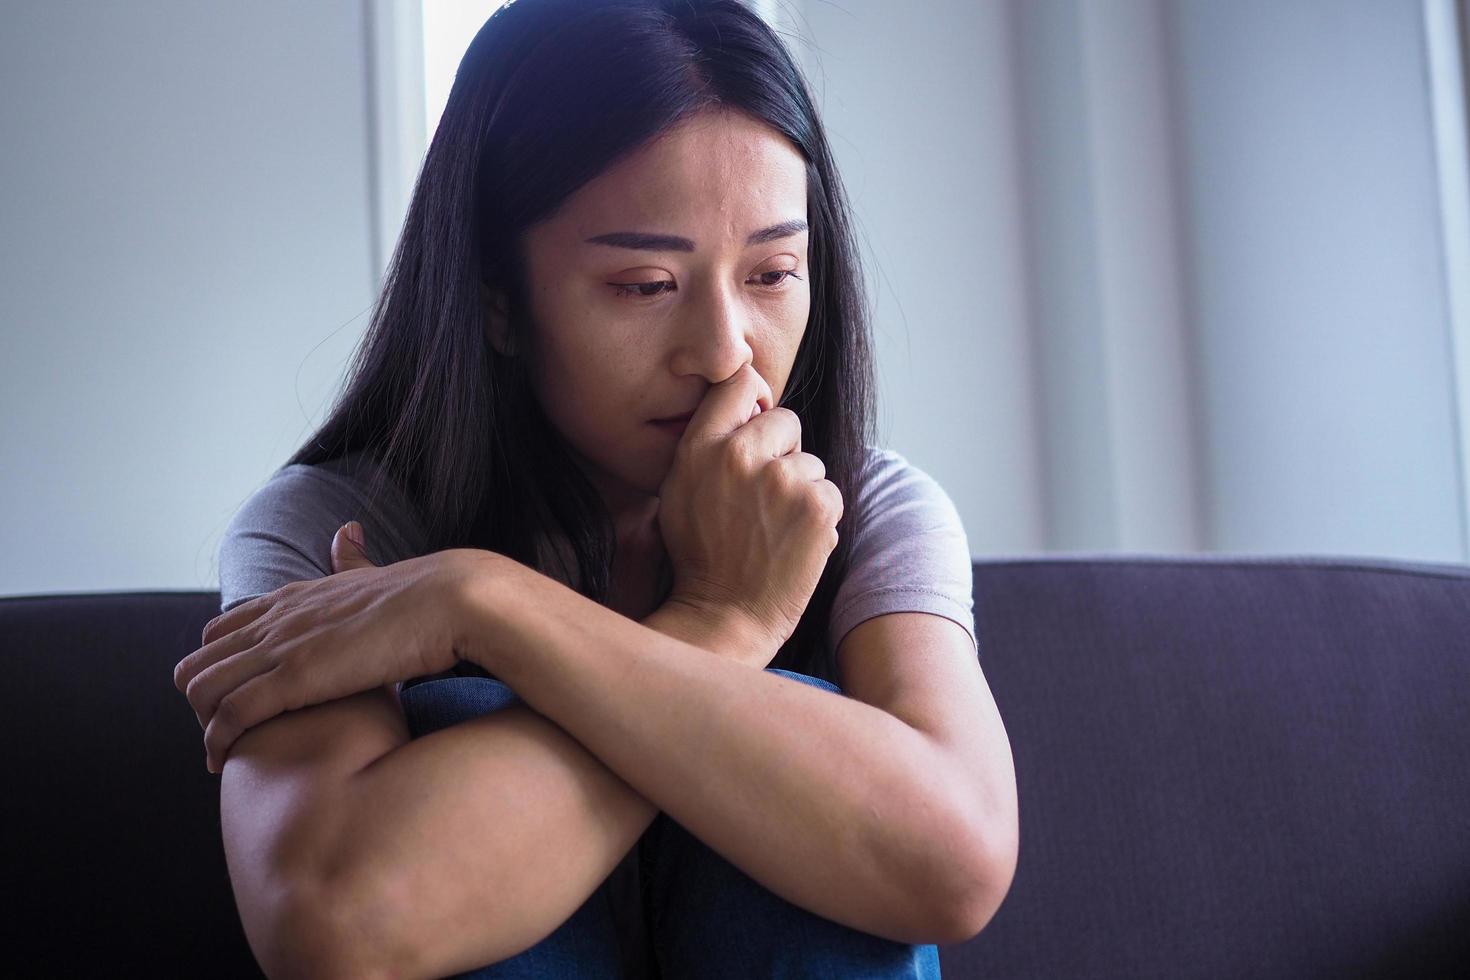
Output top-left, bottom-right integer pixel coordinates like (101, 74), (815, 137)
(421, 2), (508, 148)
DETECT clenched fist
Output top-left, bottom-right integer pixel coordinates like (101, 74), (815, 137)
(655, 362), (844, 657)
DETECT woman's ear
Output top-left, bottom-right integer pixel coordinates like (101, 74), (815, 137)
(480, 279), (516, 357)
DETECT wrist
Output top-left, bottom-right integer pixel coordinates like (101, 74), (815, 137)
(442, 548), (517, 674)
(648, 596), (781, 668)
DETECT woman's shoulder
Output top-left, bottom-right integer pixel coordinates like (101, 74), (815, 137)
(252, 449), (422, 537)
(847, 444), (962, 525)
(827, 443), (976, 659)
(218, 449), (430, 611)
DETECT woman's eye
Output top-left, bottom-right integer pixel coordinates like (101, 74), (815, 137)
(609, 269), (801, 300)
(753, 269), (801, 289)
(610, 280), (674, 299)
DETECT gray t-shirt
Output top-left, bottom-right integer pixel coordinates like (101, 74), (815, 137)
(216, 443), (975, 977)
(218, 443), (977, 677)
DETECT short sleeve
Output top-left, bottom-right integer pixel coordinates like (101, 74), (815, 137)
(827, 447), (977, 660)
(218, 467), (333, 615)
(218, 455), (426, 613)
(216, 453), (433, 702)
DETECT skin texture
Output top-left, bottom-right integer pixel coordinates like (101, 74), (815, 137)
(487, 107), (811, 610)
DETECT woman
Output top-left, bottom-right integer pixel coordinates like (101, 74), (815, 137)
(174, 0), (1018, 976)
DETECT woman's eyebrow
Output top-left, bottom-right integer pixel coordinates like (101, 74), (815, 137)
(583, 218), (808, 252)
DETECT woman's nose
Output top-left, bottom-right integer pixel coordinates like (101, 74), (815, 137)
(668, 282), (754, 382)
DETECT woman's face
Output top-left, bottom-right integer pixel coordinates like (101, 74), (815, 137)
(495, 108), (811, 522)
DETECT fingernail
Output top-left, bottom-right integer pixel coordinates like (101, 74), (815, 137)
(347, 521), (365, 548)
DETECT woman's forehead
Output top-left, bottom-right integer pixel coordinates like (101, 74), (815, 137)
(541, 111), (807, 250)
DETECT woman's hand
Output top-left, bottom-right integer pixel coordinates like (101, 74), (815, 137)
(655, 362), (845, 659)
(175, 524), (477, 773)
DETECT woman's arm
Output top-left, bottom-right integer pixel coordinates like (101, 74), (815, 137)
(460, 554), (988, 947)
(335, 705), (655, 978)
(316, 601), (755, 980)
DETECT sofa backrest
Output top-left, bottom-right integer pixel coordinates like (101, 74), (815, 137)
(4, 590), (254, 975)
(3, 555), (1468, 976)
(950, 554), (1470, 978)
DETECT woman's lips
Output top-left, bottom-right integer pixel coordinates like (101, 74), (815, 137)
(650, 418), (690, 437)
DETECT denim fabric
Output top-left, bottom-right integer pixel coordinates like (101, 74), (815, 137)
(397, 667), (942, 979)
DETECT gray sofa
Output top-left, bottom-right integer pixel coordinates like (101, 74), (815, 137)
(5, 554), (1468, 977)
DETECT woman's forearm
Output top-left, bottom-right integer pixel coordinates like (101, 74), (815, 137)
(324, 602), (751, 980)
(462, 555), (985, 946)
(327, 700), (654, 980)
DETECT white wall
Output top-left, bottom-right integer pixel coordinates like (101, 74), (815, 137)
(788, 0), (1048, 556)
(0, 1), (379, 596)
(1170, 0), (1465, 562)
(1, 0), (1464, 600)
(1010, 0), (1205, 553)
(794, 0), (1466, 563)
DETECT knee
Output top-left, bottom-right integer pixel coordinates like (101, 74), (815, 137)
(397, 674), (522, 739)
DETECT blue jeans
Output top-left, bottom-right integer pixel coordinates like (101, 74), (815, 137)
(398, 667), (943, 979)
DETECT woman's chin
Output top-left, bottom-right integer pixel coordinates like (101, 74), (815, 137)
(592, 458), (667, 510)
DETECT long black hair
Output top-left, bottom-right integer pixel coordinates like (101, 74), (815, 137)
(287, 0), (876, 680)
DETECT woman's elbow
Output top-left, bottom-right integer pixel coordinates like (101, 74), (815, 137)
(940, 817), (1019, 945)
(256, 878), (396, 980)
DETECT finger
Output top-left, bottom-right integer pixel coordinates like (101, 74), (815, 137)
(185, 640), (276, 733)
(179, 592), (279, 691)
(203, 668), (290, 774)
(175, 612), (265, 697)
(685, 362), (775, 445)
(331, 527), (349, 573)
(331, 523), (377, 573)
(739, 407), (804, 461)
(819, 478), (846, 523)
(771, 449), (826, 484)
